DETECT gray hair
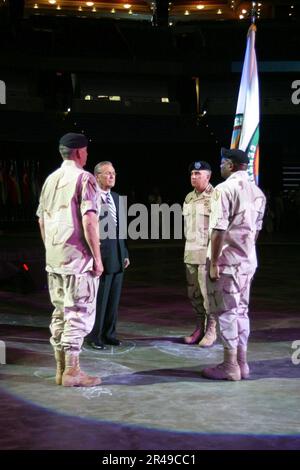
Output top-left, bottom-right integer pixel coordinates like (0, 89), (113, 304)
(59, 145), (77, 160)
(94, 161), (113, 176)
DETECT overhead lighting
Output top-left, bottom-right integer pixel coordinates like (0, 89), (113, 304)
(196, 5), (204, 10)
(86, 1), (94, 6)
(48, 0), (56, 4)
(124, 3), (131, 8)
(242, 9), (247, 14)
(239, 14), (244, 19)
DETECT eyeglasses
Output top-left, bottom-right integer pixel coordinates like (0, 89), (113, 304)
(99, 172), (116, 177)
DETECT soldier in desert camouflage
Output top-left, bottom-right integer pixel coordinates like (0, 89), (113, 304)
(202, 148), (266, 381)
(37, 132), (104, 387)
(183, 161), (217, 348)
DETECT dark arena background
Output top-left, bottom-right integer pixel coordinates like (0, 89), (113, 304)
(0, 0), (300, 456)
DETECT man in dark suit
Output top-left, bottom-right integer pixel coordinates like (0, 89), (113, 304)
(86, 161), (130, 350)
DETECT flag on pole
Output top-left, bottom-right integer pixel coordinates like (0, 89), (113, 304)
(7, 160), (22, 206)
(231, 23), (260, 184)
(0, 161), (8, 206)
(22, 160), (31, 206)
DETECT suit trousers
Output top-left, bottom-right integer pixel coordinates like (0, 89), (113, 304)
(90, 271), (124, 341)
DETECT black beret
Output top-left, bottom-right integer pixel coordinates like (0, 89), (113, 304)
(59, 132), (88, 149)
(188, 161), (211, 172)
(221, 147), (249, 165)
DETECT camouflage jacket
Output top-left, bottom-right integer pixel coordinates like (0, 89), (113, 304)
(37, 160), (100, 274)
(183, 183), (214, 265)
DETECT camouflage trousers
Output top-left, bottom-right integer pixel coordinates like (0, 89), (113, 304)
(48, 272), (99, 354)
(185, 263), (213, 326)
(207, 272), (252, 350)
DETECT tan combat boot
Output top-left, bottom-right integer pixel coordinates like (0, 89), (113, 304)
(198, 317), (217, 348)
(201, 348), (241, 381)
(62, 352), (101, 387)
(237, 346), (250, 379)
(54, 349), (65, 385)
(183, 325), (204, 345)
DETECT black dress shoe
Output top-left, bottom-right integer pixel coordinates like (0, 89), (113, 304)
(104, 337), (122, 346)
(86, 339), (107, 350)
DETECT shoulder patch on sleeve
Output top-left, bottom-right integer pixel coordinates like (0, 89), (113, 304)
(213, 189), (221, 201)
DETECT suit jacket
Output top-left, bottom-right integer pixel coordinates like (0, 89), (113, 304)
(99, 191), (129, 274)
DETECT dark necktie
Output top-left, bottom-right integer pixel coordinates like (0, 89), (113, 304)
(106, 192), (117, 226)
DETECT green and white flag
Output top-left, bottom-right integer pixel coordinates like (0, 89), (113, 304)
(231, 24), (260, 184)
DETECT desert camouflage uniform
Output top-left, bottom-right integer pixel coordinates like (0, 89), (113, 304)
(207, 171), (266, 350)
(37, 160), (100, 354)
(183, 183), (214, 326)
